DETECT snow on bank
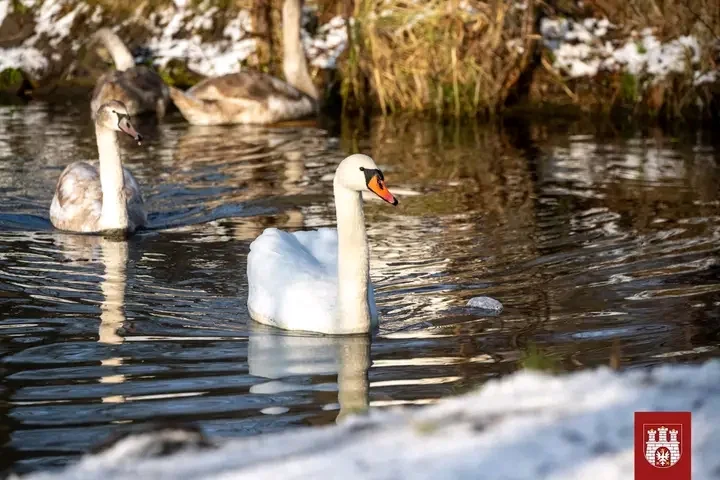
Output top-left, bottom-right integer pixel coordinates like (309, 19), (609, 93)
(0, 0), (349, 79)
(141, 4), (257, 77)
(541, 17), (716, 85)
(20, 360), (720, 480)
(303, 15), (348, 69)
(0, 0), (90, 74)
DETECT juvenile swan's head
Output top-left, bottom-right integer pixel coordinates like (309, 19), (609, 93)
(334, 154), (398, 205)
(95, 101), (143, 144)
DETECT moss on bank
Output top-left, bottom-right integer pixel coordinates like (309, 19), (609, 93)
(0, 68), (24, 91)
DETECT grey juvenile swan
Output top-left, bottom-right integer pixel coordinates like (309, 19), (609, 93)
(50, 101), (147, 235)
(169, 0), (318, 125)
(90, 28), (170, 119)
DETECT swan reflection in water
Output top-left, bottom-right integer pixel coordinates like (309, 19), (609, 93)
(53, 234), (130, 403)
(165, 123), (329, 238)
(248, 323), (371, 422)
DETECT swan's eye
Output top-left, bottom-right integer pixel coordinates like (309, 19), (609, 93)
(359, 167), (365, 171)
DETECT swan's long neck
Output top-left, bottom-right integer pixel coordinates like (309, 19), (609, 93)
(96, 125), (128, 231)
(334, 182), (371, 333)
(282, 0), (318, 99)
(94, 28), (135, 71)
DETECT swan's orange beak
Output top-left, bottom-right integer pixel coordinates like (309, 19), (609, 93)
(118, 115), (143, 145)
(367, 174), (398, 206)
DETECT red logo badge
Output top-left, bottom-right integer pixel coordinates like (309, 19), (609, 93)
(635, 412), (691, 480)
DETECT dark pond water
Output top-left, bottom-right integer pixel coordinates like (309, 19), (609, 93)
(1, 102), (719, 475)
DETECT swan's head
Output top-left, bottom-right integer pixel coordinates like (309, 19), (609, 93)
(95, 101), (143, 145)
(335, 154), (398, 205)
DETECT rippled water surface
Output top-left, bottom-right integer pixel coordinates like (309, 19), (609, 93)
(1, 102), (720, 474)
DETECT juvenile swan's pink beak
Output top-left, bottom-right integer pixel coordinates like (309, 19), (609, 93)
(118, 116), (143, 145)
(367, 175), (398, 206)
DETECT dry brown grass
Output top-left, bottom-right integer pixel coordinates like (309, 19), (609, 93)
(336, 0), (719, 120)
(339, 0), (539, 117)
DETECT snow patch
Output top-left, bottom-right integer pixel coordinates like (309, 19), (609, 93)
(0, 0), (349, 79)
(144, 5), (256, 77)
(541, 17), (711, 82)
(0, 47), (47, 74)
(0, 0), (99, 74)
(18, 360), (720, 480)
(303, 15), (348, 69)
(694, 70), (718, 86)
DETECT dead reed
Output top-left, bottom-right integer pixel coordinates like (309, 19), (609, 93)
(339, 0), (538, 117)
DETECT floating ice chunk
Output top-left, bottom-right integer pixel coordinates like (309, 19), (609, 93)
(261, 406), (290, 415)
(466, 296), (503, 312)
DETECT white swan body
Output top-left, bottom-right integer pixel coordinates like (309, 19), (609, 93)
(50, 101), (147, 234)
(247, 154), (398, 335)
(170, 0), (318, 125)
(248, 228), (378, 333)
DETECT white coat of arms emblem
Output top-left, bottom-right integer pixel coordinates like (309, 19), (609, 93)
(643, 424), (682, 468)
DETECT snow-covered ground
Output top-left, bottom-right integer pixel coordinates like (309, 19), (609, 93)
(19, 360), (720, 480)
(0, 0), (348, 78)
(540, 17), (716, 85)
(1, 0), (717, 88)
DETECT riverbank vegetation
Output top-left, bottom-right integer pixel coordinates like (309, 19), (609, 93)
(0, 0), (718, 122)
(337, 0), (719, 122)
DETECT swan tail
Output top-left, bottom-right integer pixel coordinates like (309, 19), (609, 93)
(94, 28), (135, 71)
(169, 86), (221, 125)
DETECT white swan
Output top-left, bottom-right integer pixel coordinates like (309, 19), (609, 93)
(247, 154), (398, 335)
(168, 0), (318, 125)
(90, 28), (170, 119)
(50, 101), (147, 235)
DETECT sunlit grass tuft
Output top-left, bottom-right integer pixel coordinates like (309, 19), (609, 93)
(340, 0), (537, 118)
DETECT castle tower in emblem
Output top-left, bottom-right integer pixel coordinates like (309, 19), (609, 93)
(645, 426), (681, 467)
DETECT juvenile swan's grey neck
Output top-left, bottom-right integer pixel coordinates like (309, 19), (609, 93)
(96, 125), (128, 231)
(282, 0), (318, 99)
(333, 181), (371, 334)
(94, 28), (135, 71)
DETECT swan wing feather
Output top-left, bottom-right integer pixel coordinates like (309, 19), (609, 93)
(123, 167), (147, 228)
(189, 72), (307, 102)
(173, 72), (316, 125)
(50, 162), (103, 232)
(247, 227), (339, 333)
(49, 162), (146, 232)
(290, 228), (339, 269)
